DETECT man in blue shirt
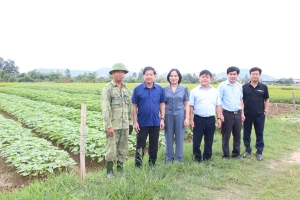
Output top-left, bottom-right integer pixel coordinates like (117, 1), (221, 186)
(190, 70), (222, 162)
(217, 66), (245, 159)
(132, 66), (166, 167)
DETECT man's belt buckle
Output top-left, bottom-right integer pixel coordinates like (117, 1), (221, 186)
(233, 111), (238, 114)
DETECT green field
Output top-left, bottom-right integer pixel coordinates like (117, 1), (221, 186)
(0, 82), (300, 199)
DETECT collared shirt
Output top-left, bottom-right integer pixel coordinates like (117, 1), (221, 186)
(243, 81), (269, 116)
(189, 85), (221, 117)
(102, 80), (132, 130)
(217, 80), (243, 111)
(164, 85), (189, 115)
(132, 82), (166, 126)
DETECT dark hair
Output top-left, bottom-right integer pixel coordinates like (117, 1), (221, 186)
(227, 66), (240, 75)
(199, 69), (212, 78)
(143, 66), (156, 75)
(249, 67), (262, 75)
(167, 68), (182, 84)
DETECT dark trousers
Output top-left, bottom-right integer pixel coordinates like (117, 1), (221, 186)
(193, 115), (216, 161)
(135, 126), (160, 167)
(243, 113), (265, 154)
(221, 111), (242, 157)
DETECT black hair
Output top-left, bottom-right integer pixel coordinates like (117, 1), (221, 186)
(227, 66), (240, 75)
(143, 66), (156, 75)
(249, 67), (262, 75)
(199, 69), (212, 78)
(167, 68), (182, 84)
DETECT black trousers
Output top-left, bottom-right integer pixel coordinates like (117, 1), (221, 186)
(221, 110), (242, 157)
(193, 115), (216, 161)
(243, 113), (265, 154)
(135, 126), (160, 167)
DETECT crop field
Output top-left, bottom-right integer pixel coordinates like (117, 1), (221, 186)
(0, 82), (299, 178)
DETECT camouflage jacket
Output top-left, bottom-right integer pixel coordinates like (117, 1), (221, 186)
(101, 80), (133, 130)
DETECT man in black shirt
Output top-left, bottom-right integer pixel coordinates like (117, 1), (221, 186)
(242, 67), (269, 161)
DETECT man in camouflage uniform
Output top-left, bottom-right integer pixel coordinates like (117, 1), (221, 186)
(102, 63), (133, 179)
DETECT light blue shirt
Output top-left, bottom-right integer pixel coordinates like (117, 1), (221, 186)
(189, 85), (221, 117)
(217, 80), (243, 111)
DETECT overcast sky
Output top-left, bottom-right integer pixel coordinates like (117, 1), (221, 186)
(1, 0), (300, 78)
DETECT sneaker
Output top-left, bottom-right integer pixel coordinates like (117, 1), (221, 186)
(256, 154), (263, 161)
(243, 152), (250, 158)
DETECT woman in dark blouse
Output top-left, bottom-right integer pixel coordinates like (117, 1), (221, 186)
(164, 68), (189, 163)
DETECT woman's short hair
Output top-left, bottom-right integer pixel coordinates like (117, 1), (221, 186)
(167, 68), (182, 84)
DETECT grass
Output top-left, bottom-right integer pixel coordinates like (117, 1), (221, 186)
(1, 113), (300, 199)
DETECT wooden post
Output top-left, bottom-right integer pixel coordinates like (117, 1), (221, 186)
(292, 92), (296, 112)
(80, 104), (86, 180)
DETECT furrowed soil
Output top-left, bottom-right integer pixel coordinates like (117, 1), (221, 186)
(0, 103), (299, 192)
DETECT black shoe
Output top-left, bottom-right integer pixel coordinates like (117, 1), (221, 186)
(256, 154), (263, 161)
(232, 155), (241, 159)
(222, 156), (229, 160)
(243, 152), (250, 158)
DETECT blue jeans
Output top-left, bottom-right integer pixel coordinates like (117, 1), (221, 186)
(193, 115), (216, 161)
(243, 113), (265, 154)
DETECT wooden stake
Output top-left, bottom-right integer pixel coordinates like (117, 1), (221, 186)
(80, 104), (86, 180)
(292, 92), (296, 112)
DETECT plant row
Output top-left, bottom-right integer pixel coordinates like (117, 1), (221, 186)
(0, 115), (76, 176)
(11, 83), (103, 95)
(0, 96), (106, 161)
(0, 93), (103, 130)
(0, 93), (136, 161)
(0, 87), (101, 111)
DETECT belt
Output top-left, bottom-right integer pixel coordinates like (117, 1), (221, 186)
(195, 115), (215, 119)
(223, 109), (241, 114)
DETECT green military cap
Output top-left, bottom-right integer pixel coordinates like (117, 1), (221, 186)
(109, 63), (129, 75)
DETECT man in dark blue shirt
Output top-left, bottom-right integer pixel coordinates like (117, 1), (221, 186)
(132, 66), (166, 167)
(242, 67), (269, 161)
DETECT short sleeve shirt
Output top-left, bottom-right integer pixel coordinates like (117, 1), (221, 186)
(243, 81), (269, 116)
(132, 82), (166, 126)
(189, 85), (221, 117)
(217, 80), (243, 111)
(164, 85), (189, 116)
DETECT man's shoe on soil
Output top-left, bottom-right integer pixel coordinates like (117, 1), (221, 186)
(243, 152), (250, 158)
(256, 154), (263, 161)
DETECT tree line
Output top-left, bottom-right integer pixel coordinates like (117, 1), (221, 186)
(0, 57), (295, 85)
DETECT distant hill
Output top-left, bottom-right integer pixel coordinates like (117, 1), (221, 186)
(35, 68), (134, 78)
(35, 67), (274, 80)
(216, 68), (275, 81)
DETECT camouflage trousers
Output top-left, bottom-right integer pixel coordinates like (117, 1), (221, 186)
(105, 129), (129, 162)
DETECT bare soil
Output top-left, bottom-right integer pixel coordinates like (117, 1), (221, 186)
(0, 103), (299, 192)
